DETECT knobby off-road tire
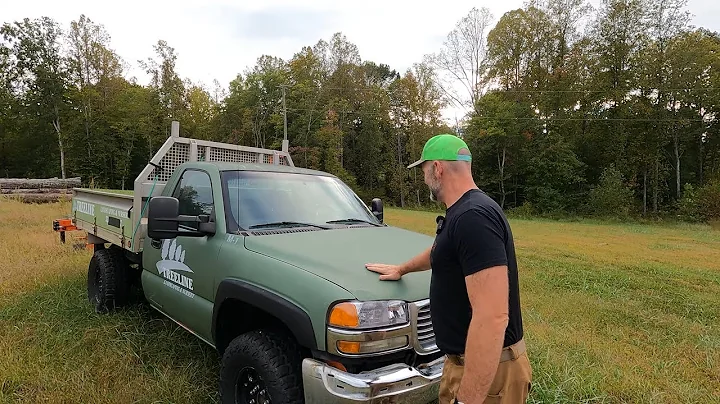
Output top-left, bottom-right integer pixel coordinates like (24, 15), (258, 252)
(219, 330), (304, 404)
(87, 247), (132, 313)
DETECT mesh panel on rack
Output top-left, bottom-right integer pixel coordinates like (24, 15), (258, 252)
(208, 148), (258, 163)
(145, 141), (292, 183)
(148, 143), (190, 181)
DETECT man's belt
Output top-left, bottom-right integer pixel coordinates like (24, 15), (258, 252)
(446, 338), (526, 366)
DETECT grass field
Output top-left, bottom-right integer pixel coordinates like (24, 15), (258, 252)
(0, 200), (718, 403)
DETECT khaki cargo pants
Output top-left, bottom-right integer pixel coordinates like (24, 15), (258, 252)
(438, 339), (532, 404)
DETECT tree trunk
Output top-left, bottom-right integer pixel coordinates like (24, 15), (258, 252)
(674, 133), (680, 199)
(58, 134), (66, 180)
(305, 110), (314, 168)
(121, 138), (135, 190)
(498, 146), (506, 208)
(699, 136), (704, 184)
(397, 132), (405, 208)
(85, 103), (92, 159)
(654, 156), (659, 213)
(253, 108), (263, 148)
(643, 167), (647, 216)
(52, 110), (66, 179)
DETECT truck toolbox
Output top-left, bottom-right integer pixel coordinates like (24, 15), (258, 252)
(70, 189), (134, 249)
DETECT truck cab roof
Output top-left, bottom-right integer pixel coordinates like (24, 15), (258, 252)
(181, 161), (337, 178)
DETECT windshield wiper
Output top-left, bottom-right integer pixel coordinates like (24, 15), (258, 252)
(326, 218), (381, 227)
(249, 221), (331, 230)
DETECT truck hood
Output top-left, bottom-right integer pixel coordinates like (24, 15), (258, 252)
(243, 226), (434, 302)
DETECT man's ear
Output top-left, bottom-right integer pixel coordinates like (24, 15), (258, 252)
(432, 160), (443, 176)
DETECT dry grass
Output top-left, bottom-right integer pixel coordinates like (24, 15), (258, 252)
(0, 200), (219, 403)
(0, 200), (718, 403)
(0, 199), (88, 300)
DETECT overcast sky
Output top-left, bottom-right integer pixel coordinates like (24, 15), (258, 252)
(5, 0), (719, 124)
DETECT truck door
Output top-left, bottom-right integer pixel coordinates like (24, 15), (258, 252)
(142, 168), (221, 344)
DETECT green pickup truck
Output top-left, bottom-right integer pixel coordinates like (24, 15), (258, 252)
(53, 121), (444, 403)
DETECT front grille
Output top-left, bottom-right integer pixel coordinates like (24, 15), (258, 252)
(410, 299), (438, 354)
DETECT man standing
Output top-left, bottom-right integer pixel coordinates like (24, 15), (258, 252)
(366, 134), (532, 403)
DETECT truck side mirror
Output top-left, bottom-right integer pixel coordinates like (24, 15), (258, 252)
(147, 196), (180, 239)
(197, 213), (216, 236)
(371, 198), (383, 223)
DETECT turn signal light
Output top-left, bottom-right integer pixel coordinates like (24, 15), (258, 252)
(325, 360), (347, 372)
(329, 302), (359, 328)
(336, 336), (408, 355)
(336, 341), (361, 354)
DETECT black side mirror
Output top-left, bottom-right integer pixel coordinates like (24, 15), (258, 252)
(371, 198), (384, 223)
(148, 196), (216, 239)
(147, 196), (180, 239)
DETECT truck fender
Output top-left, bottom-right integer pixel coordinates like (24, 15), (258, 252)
(212, 279), (317, 351)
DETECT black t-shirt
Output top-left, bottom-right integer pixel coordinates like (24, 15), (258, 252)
(429, 188), (523, 355)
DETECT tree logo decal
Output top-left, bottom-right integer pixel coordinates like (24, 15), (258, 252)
(156, 239), (194, 293)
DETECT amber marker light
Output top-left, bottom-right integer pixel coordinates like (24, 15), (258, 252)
(328, 302), (359, 328)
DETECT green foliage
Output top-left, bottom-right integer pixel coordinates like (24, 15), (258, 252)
(696, 179), (720, 221)
(466, 91), (533, 208)
(506, 201), (534, 219)
(587, 165), (634, 218)
(525, 132), (586, 214)
(1, 0), (719, 222)
(676, 183), (702, 222)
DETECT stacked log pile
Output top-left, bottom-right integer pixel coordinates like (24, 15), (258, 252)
(0, 177), (81, 203)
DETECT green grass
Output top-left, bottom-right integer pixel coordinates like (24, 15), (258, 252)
(0, 201), (719, 403)
(0, 276), (219, 403)
(386, 207), (720, 403)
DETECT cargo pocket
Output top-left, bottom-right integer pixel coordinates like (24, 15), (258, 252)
(484, 392), (504, 403)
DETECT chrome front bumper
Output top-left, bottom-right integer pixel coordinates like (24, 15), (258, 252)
(301, 356), (444, 403)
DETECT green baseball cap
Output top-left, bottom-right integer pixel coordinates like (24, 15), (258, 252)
(407, 134), (472, 169)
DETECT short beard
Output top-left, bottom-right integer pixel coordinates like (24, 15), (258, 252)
(428, 169), (441, 202)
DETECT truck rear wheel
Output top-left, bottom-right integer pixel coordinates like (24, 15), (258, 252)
(219, 330), (304, 404)
(87, 246), (131, 313)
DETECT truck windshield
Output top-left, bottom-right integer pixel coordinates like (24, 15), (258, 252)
(221, 170), (381, 231)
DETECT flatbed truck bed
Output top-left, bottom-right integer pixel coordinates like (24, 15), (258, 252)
(54, 120), (294, 253)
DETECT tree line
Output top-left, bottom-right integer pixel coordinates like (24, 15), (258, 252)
(1, 0), (719, 221)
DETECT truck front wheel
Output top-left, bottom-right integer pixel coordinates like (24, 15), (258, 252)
(219, 330), (304, 404)
(87, 247), (131, 313)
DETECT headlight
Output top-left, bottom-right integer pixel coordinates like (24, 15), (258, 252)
(327, 300), (412, 356)
(328, 300), (409, 329)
